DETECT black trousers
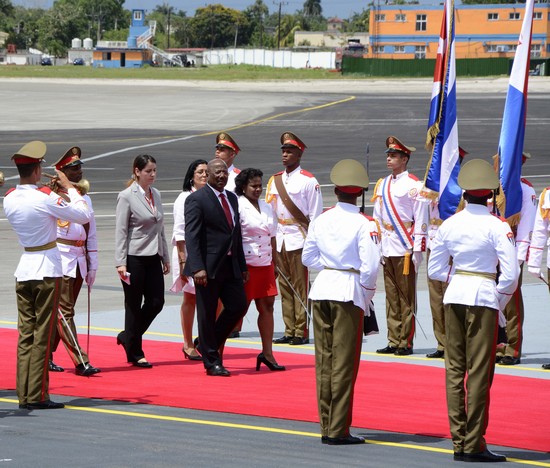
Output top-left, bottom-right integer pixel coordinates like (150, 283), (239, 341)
(195, 256), (247, 370)
(121, 254), (165, 362)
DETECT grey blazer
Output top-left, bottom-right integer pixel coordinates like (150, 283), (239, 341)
(115, 182), (169, 266)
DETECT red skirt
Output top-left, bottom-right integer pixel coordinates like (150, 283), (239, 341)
(244, 263), (278, 302)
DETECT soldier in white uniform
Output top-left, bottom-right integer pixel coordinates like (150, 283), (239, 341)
(303, 159), (380, 445)
(49, 147), (101, 377)
(527, 183), (550, 370)
(266, 132), (323, 345)
(372, 136), (428, 355)
(425, 146), (468, 359)
(214, 132), (241, 192)
(428, 159), (519, 463)
(3, 141), (91, 410)
(496, 152), (537, 366)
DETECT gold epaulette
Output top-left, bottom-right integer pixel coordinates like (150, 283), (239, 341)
(540, 188), (550, 220)
(265, 176), (275, 204)
(371, 178), (383, 202)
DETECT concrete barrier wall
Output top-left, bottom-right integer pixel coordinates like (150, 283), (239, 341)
(203, 48), (336, 69)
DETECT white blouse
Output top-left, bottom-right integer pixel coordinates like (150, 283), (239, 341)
(238, 196), (277, 267)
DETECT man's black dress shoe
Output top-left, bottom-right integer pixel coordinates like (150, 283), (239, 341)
(499, 356), (520, 366)
(463, 449), (506, 463)
(27, 400), (64, 410)
(273, 335), (292, 344)
(426, 350), (444, 359)
(376, 345), (397, 354)
(76, 363), (101, 376)
(49, 360), (64, 372)
(18, 404), (28, 410)
(495, 355), (503, 364)
(454, 451), (464, 461)
(326, 435), (365, 445)
(394, 347), (413, 356)
(542, 363), (550, 370)
(321, 436), (328, 444)
(206, 364), (230, 377)
(289, 337), (309, 346)
(132, 359), (153, 368)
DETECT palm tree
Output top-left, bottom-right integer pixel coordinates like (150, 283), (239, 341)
(303, 0), (322, 17)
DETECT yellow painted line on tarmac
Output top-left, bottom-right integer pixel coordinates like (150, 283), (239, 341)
(20, 96), (357, 149)
(0, 397), (547, 466)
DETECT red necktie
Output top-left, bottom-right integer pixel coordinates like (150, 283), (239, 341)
(219, 193), (234, 228)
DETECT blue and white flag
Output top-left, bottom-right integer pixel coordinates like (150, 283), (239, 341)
(422, 0), (460, 220)
(496, 0), (534, 222)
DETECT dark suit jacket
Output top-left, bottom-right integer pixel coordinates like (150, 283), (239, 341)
(183, 185), (247, 279)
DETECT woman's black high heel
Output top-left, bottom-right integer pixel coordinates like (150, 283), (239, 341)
(256, 353), (286, 371)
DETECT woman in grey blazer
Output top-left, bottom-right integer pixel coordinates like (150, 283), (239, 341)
(115, 154), (170, 368)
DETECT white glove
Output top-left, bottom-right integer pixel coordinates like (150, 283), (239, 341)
(86, 269), (97, 288)
(528, 266), (541, 278)
(412, 252), (423, 271)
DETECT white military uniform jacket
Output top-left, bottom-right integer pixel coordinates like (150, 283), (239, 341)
(528, 187), (550, 270)
(515, 179), (537, 262)
(225, 165), (240, 193)
(428, 203), (519, 312)
(372, 171), (428, 257)
(427, 201), (442, 251)
(3, 185), (90, 281)
(265, 166), (323, 252)
(302, 203), (381, 312)
(57, 193), (98, 278)
(238, 197), (277, 267)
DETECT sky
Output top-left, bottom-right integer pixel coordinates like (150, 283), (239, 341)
(12, 1), (371, 20)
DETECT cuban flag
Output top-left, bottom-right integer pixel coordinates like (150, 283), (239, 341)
(423, 0), (460, 220)
(496, 0), (534, 222)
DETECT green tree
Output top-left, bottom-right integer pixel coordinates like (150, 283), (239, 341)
(346, 9), (369, 33)
(243, 0), (269, 47)
(188, 4), (248, 48)
(302, 0), (322, 17)
(275, 13), (304, 48)
(5, 6), (44, 50)
(37, 1), (86, 56)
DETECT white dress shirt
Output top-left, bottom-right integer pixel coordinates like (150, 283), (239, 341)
(528, 188), (550, 270)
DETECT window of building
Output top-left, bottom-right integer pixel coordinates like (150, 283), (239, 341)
(533, 11), (542, 20)
(102, 52), (112, 60)
(509, 12), (520, 20)
(415, 45), (426, 59)
(373, 45), (385, 54)
(394, 45), (405, 53)
(416, 14), (427, 31)
(488, 13), (499, 20)
(531, 44), (542, 58)
(395, 14), (406, 22)
(375, 14), (386, 22)
(134, 10), (142, 21)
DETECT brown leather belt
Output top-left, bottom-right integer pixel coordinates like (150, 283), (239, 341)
(24, 240), (57, 252)
(57, 238), (86, 247)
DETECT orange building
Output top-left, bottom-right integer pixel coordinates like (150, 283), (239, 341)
(368, 3), (549, 59)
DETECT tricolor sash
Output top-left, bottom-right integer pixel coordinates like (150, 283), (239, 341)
(382, 176), (414, 250)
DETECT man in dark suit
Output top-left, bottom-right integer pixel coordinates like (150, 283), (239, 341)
(184, 159), (249, 376)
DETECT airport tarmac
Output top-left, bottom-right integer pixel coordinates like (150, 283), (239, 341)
(0, 77), (549, 467)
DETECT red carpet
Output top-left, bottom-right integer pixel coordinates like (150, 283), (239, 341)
(0, 328), (548, 452)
